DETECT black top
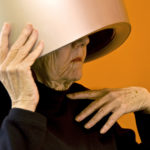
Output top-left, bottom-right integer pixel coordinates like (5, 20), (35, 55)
(0, 80), (150, 150)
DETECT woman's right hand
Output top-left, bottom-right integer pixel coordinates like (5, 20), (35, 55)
(0, 23), (44, 112)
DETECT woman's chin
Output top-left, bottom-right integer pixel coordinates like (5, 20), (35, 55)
(73, 75), (82, 81)
(71, 72), (83, 81)
(64, 71), (82, 81)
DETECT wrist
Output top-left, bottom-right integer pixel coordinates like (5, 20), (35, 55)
(12, 102), (37, 112)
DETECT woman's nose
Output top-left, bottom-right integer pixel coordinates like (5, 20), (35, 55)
(72, 36), (90, 48)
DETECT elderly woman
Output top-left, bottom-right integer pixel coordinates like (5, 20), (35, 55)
(0, 22), (150, 150)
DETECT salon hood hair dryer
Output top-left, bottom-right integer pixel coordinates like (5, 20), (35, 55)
(0, 0), (131, 62)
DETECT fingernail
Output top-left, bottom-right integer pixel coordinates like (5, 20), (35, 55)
(100, 127), (106, 134)
(75, 116), (82, 122)
(84, 123), (91, 129)
(3, 22), (9, 29)
(33, 29), (38, 34)
(26, 24), (33, 30)
(4, 23), (8, 27)
(66, 94), (73, 98)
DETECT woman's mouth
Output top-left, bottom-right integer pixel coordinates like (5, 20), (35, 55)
(71, 57), (82, 62)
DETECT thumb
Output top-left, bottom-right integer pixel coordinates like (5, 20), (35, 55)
(66, 89), (109, 100)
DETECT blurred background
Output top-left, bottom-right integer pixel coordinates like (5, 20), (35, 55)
(78, 0), (150, 143)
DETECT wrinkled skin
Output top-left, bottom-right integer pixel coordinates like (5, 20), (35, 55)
(67, 87), (150, 134)
(32, 33), (89, 91)
(0, 22), (89, 110)
(0, 23), (44, 111)
(0, 23), (150, 134)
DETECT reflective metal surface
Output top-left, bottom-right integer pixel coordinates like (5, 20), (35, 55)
(0, 0), (131, 62)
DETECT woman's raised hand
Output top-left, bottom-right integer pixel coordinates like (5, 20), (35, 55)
(0, 23), (44, 112)
(67, 86), (150, 134)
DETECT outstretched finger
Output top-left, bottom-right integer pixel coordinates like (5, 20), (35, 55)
(2, 24), (33, 67)
(11, 24), (33, 50)
(84, 102), (115, 129)
(12, 29), (38, 64)
(75, 94), (111, 122)
(67, 89), (109, 100)
(0, 23), (11, 63)
(21, 40), (44, 67)
(100, 109), (123, 134)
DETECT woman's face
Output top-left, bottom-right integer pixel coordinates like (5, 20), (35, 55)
(32, 36), (90, 85)
(54, 36), (90, 81)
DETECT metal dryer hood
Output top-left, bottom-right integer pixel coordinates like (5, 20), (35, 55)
(0, 0), (131, 62)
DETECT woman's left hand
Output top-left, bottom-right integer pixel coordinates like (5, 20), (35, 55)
(67, 86), (150, 134)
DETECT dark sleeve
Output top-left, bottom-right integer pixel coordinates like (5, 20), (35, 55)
(114, 112), (150, 150)
(0, 108), (71, 150)
(0, 108), (47, 150)
(134, 111), (150, 150)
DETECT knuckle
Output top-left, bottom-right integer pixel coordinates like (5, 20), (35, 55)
(23, 29), (31, 37)
(7, 64), (23, 72)
(104, 123), (110, 129)
(9, 47), (19, 55)
(108, 91), (116, 98)
(17, 47), (27, 55)
(107, 121), (112, 127)
(71, 93), (76, 97)
(109, 116), (116, 122)
(20, 46), (26, 51)
(92, 116), (98, 122)
(99, 108), (104, 114)
(91, 103), (98, 110)
(115, 97), (121, 103)
(108, 91), (119, 99)
(16, 65), (26, 71)
(2, 30), (8, 36)
(0, 65), (6, 72)
(120, 103), (127, 111)
(139, 87), (149, 93)
(6, 66), (15, 72)
(33, 30), (38, 36)
(88, 91), (93, 97)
